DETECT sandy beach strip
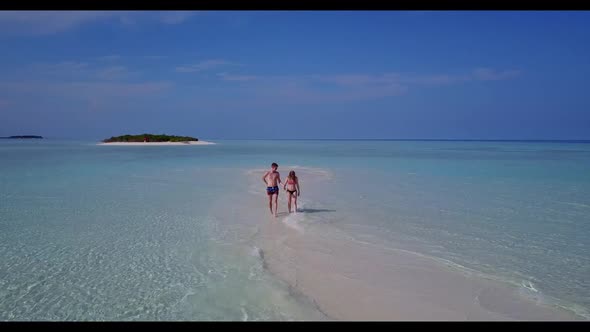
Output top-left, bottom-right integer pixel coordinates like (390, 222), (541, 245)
(255, 221), (581, 321)
(219, 167), (583, 321)
(97, 141), (216, 146)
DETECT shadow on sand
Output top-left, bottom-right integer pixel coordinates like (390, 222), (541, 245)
(275, 209), (336, 217)
(297, 208), (337, 214)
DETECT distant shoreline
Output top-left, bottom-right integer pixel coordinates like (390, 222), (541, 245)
(97, 141), (216, 146)
(0, 136), (43, 139)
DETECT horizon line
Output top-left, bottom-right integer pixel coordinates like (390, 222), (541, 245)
(16, 137), (590, 143)
(215, 138), (590, 142)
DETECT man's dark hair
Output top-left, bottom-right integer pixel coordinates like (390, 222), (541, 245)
(271, 162), (278, 168)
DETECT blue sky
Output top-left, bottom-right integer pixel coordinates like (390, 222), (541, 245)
(0, 11), (589, 140)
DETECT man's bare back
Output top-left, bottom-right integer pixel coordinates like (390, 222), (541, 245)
(263, 170), (281, 187)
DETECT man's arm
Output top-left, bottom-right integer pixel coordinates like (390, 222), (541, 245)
(262, 171), (269, 184)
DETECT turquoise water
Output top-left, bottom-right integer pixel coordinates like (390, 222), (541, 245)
(0, 139), (589, 320)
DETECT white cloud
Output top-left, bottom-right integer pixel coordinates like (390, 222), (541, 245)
(28, 61), (90, 77)
(401, 74), (467, 85)
(0, 80), (173, 99)
(95, 55), (168, 61)
(217, 72), (258, 81)
(45, 61), (89, 71)
(176, 59), (235, 73)
(143, 55), (168, 60)
(0, 11), (121, 35)
(26, 61), (139, 81)
(203, 67), (521, 106)
(313, 73), (402, 86)
(68, 81), (173, 97)
(0, 11), (196, 36)
(159, 11), (197, 24)
(96, 66), (130, 80)
(310, 68), (520, 89)
(472, 68), (521, 81)
(96, 55), (122, 61)
(312, 69), (519, 88)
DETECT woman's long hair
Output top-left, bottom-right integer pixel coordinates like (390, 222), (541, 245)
(287, 170), (298, 182)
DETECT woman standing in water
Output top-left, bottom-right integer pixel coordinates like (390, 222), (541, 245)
(283, 170), (301, 213)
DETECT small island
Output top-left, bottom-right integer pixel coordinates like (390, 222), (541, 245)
(0, 135), (44, 139)
(98, 134), (215, 146)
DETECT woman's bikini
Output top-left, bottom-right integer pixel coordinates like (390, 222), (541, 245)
(286, 178), (297, 195)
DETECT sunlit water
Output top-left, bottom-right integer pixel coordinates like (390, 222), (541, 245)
(0, 139), (588, 320)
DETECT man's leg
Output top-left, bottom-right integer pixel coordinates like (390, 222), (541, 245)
(273, 193), (279, 217)
(268, 193), (273, 215)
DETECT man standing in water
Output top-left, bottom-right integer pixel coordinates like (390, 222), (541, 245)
(262, 162), (282, 217)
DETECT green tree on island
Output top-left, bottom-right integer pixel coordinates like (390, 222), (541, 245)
(102, 134), (199, 143)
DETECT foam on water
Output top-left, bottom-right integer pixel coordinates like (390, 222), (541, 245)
(281, 212), (306, 234)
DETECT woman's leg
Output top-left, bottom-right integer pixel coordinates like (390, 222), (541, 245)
(286, 191), (292, 213)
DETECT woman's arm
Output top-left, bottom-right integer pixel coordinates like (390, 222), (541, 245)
(297, 181), (301, 196)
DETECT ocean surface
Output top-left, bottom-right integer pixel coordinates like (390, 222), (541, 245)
(0, 139), (588, 320)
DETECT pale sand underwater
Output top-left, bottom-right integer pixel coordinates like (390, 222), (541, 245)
(210, 166), (582, 321)
(2, 140), (588, 320)
(97, 141), (216, 146)
(256, 222), (579, 320)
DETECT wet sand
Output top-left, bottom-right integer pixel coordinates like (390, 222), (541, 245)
(255, 220), (579, 320)
(224, 166), (582, 321)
